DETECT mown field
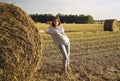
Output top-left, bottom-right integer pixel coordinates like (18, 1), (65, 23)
(35, 23), (120, 81)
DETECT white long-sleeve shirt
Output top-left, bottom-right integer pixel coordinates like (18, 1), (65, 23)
(45, 25), (70, 45)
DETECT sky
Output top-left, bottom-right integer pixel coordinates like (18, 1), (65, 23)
(1, 0), (120, 20)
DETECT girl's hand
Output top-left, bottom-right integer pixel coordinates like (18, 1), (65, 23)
(39, 30), (46, 34)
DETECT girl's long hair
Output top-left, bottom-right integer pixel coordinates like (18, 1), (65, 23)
(51, 16), (61, 27)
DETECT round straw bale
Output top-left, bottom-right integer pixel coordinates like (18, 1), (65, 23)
(0, 2), (41, 81)
(104, 19), (120, 31)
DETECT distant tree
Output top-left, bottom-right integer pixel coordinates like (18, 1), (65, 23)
(30, 13), (39, 22)
(86, 15), (94, 24)
(30, 13), (95, 24)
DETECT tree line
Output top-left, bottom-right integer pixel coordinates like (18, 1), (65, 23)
(30, 13), (94, 24)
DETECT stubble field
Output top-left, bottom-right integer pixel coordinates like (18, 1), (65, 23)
(35, 23), (120, 81)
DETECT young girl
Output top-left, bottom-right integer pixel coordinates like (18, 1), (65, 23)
(39, 16), (71, 73)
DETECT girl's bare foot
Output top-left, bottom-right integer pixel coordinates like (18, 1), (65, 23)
(65, 70), (68, 74)
(67, 66), (72, 71)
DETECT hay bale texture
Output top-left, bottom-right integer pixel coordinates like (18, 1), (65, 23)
(0, 2), (41, 81)
(104, 19), (120, 31)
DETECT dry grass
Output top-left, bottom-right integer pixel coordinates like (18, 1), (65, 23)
(35, 23), (120, 81)
(0, 2), (41, 81)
